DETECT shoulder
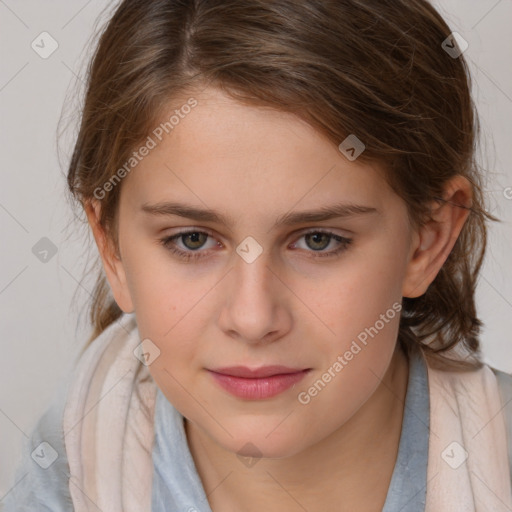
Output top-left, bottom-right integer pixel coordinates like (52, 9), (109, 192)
(490, 366), (512, 491)
(2, 314), (141, 512)
(422, 350), (512, 490)
(490, 366), (512, 425)
(492, 366), (512, 394)
(491, 366), (512, 421)
(1, 378), (73, 511)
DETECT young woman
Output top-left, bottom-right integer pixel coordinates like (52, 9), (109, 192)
(4, 1), (511, 511)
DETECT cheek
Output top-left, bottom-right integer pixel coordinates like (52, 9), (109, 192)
(295, 234), (406, 403)
(310, 238), (407, 343)
(121, 235), (208, 329)
(120, 247), (214, 399)
(294, 280), (402, 439)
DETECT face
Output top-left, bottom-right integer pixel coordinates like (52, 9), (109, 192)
(88, 86), (439, 459)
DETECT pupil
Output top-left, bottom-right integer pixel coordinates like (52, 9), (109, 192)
(308, 233), (329, 250)
(185, 232), (204, 249)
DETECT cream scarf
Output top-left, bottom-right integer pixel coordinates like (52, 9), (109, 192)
(62, 314), (512, 511)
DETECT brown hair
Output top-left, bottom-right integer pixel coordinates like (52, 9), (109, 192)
(64, 0), (498, 370)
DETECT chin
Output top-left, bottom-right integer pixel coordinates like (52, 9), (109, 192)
(217, 427), (306, 460)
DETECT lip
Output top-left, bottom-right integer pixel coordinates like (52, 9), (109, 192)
(207, 366), (311, 400)
(210, 365), (308, 378)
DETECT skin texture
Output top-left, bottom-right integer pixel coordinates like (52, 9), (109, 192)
(85, 86), (472, 511)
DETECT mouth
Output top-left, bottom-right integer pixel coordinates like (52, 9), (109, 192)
(207, 365), (312, 400)
(209, 365), (309, 378)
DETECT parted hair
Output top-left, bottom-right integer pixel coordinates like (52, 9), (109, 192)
(65, 0), (497, 370)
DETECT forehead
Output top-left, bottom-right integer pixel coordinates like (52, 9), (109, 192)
(120, 87), (396, 222)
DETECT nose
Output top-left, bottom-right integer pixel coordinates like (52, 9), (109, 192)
(217, 249), (292, 345)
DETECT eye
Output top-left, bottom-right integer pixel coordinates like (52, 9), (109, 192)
(160, 229), (352, 261)
(160, 229), (219, 261)
(289, 230), (352, 258)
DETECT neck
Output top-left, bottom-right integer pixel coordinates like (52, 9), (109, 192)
(185, 344), (410, 512)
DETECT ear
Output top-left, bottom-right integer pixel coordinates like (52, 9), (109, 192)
(402, 175), (472, 298)
(84, 199), (135, 313)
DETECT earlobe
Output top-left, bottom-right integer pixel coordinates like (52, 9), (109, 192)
(84, 199), (135, 313)
(402, 176), (472, 298)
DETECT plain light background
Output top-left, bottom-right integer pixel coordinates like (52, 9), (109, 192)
(1, 0), (511, 502)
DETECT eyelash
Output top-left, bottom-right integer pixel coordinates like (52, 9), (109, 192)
(159, 229), (353, 261)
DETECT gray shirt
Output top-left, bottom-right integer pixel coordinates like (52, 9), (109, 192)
(151, 343), (430, 512)
(3, 345), (512, 511)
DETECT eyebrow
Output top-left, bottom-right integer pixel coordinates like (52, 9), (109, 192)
(140, 201), (378, 228)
